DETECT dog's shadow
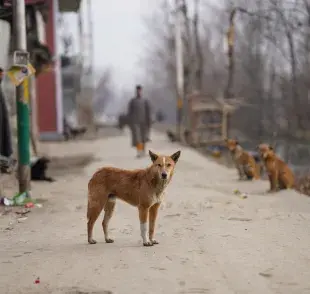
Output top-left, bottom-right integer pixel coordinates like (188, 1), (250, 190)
(57, 239), (143, 255)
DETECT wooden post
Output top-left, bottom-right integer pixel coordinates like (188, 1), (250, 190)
(221, 107), (228, 140)
(225, 8), (236, 100)
(175, 0), (184, 141)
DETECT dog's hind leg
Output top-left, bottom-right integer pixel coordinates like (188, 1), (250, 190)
(102, 195), (116, 243)
(87, 198), (105, 245)
(245, 173), (253, 180)
(278, 180), (286, 190)
(245, 167), (257, 180)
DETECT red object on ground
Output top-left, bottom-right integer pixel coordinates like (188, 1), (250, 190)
(25, 202), (34, 208)
(34, 277), (40, 284)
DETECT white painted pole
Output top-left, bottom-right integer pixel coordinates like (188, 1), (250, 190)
(53, 0), (64, 136)
(87, 0), (95, 130)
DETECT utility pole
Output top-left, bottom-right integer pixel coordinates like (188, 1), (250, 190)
(13, 0), (31, 195)
(78, 6), (84, 70)
(225, 8), (236, 100)
(87, 0), (94, 88)
(175, 0), (184, 141)
(77, 4), (85, 126)
(77, 2), (93, 129)
(86, 0), (95, 131)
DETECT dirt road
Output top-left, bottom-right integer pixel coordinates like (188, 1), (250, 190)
(1, 130), (310, 294)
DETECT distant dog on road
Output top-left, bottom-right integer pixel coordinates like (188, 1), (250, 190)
(166, 130), (177, 142)
(87, 150), (181, 246)
(257, 143), (294, 192)
(225, 138), (260, 180)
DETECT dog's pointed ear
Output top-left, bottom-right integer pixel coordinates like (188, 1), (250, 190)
(170, 150), (181, 163)
(149, 150), (158, 162)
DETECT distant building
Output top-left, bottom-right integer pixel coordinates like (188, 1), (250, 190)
(37, 0), (82, 140)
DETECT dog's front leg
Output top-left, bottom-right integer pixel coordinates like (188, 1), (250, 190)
(268, 171), (278, 192)
(149, 203), (160, 245)
(236, 163), (244, 180)
(138, 206), (152, 246)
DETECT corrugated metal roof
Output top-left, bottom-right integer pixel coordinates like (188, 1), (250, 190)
(3, 0), (46, 6)
(58, 0), (82, 12)
(3, 0), (81, 12)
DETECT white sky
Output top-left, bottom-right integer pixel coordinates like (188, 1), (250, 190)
(62, 0), (156, 91)
(61, 0), (220, 93)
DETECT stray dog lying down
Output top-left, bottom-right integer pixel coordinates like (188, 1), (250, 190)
(87, 150), (181, 246)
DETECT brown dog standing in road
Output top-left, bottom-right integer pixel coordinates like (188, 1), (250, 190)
(87, 150), (181, 246)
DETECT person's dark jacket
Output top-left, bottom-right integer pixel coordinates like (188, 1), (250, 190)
(127, 96), (151, 127)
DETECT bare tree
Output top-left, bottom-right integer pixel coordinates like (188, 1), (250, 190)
(140, 0), (310, 140)
(139, 0), (310, 193)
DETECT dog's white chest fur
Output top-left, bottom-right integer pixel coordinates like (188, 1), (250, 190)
(151, 191), (165, 205)
(233, 146), (243, 160)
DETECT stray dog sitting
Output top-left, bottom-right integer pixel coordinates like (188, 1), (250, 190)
(166, 130), (177, 142)
(257, 144), (294, 192)
(225, 138), (260, 180)
(87, 150), (181, 246)
(31, 156), (55, 182)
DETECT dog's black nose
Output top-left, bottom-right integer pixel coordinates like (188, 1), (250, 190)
(161, 172), (167, 179)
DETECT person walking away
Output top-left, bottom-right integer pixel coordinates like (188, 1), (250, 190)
(127, 85), (151, 158)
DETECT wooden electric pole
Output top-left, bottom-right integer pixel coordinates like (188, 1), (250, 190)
(175, 0), (184, 140)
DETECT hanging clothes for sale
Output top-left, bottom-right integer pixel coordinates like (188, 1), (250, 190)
(0, 68), (13, 159)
